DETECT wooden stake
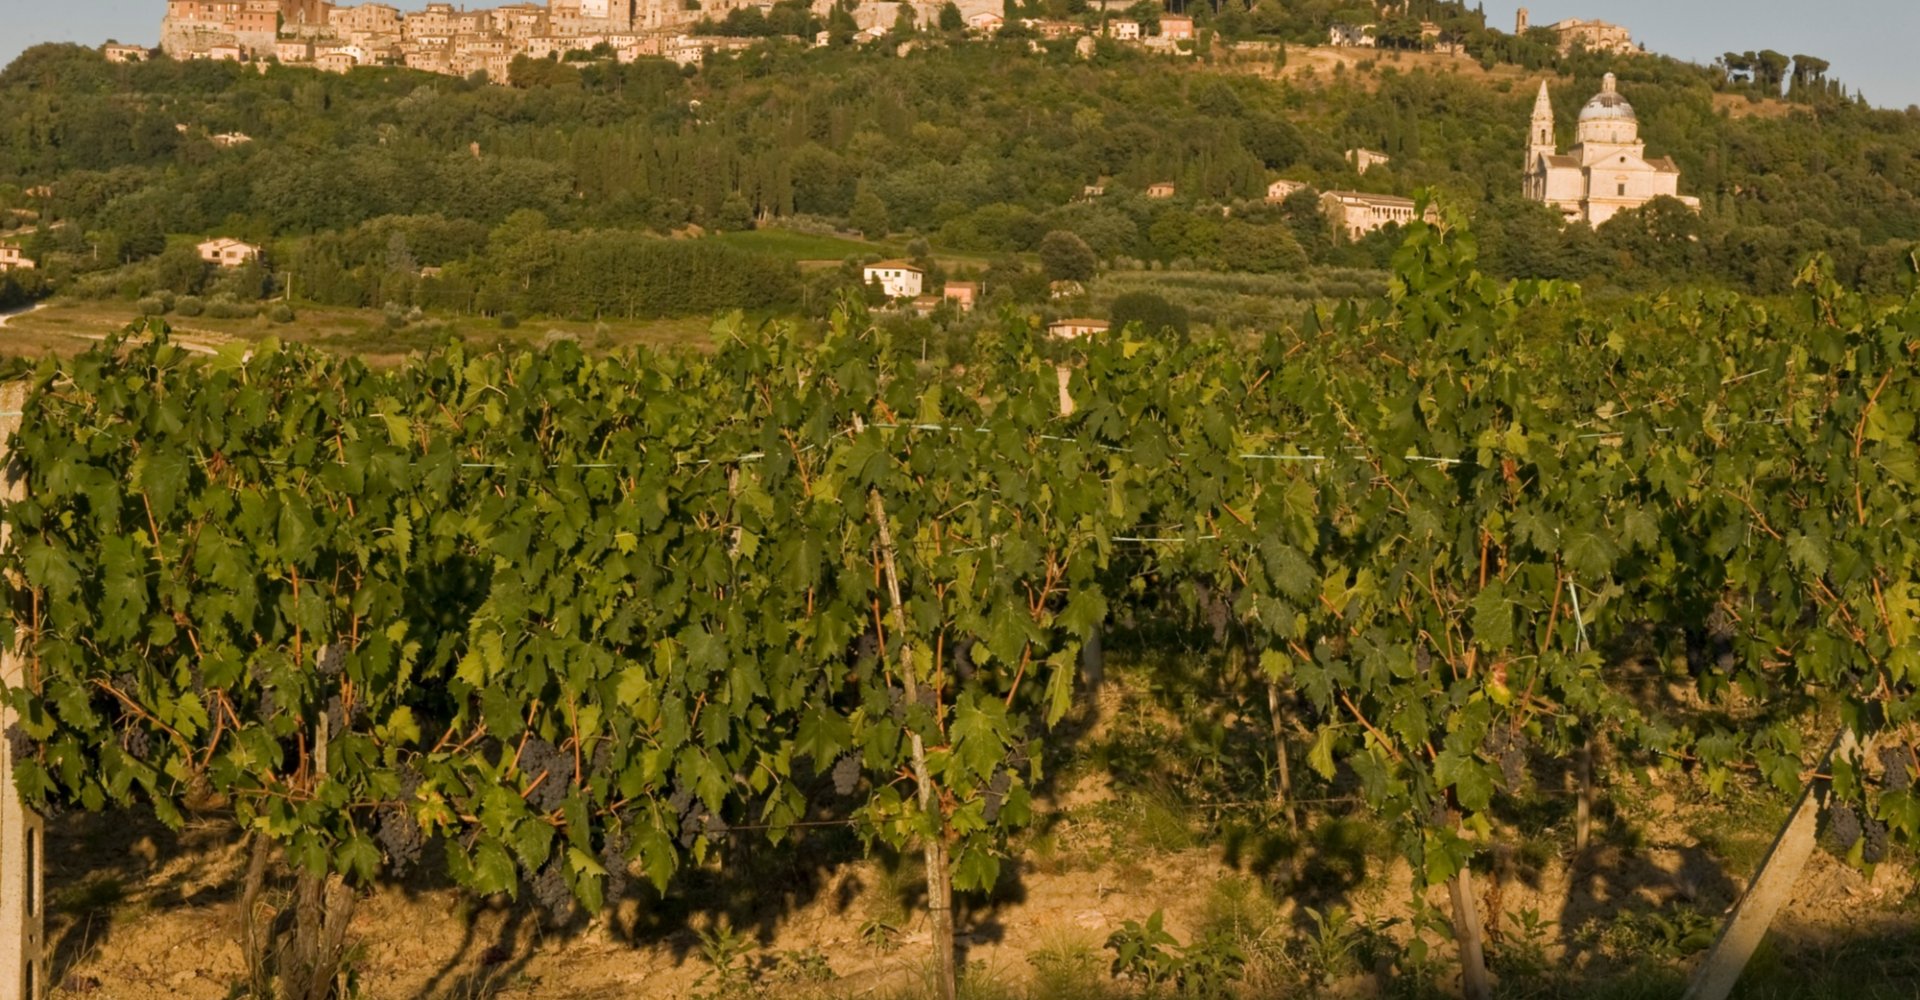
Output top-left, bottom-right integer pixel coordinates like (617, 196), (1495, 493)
(867, 483), (957, 1000)
(1683, 729), (1858, 1000)
(1575, 735), (1592, 853)
(0, 383), (46, 1000)
(1266, 682), (1298, 836)
(1449, 861), (1492, 1000)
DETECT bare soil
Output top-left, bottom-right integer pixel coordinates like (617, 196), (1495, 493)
(40, 686), (1920, 1000)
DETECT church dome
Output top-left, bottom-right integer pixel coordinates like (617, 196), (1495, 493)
(1578, 73), (1637, 123)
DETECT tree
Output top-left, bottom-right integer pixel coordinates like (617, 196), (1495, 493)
(939, 2), (964, 32)
(1218, 221), (1308, 274)
(718, 192), (755, 231)
(1109, 290), (1189, 339)
(850, 189), (891, 239)
(1038, 230), (1098, 282)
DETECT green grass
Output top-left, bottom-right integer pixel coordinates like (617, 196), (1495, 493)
(710, 228), (881, 261)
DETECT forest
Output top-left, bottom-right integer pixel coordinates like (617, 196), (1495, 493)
(1, 16), (1918, 330)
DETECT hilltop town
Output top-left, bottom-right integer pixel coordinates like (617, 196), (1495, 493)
(145, 0), (1638, 78)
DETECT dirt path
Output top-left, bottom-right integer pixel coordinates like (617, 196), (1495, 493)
(0, 300), (48, 329)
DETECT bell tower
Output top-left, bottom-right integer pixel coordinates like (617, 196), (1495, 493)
(1526, 80), (1556, 190)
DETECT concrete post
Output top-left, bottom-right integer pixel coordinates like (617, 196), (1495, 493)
(0, 383), (46, 1000)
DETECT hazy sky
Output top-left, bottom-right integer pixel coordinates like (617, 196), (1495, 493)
(2, 1), (1916, 108)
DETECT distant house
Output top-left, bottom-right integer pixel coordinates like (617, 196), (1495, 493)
(1319, 191), (1437, 240)
(275, 39), (315, 63)
(103, 43), (151, 64)
(966, 12), (1004, 32)
(1024, 19), (1078, 40)
(209, 132), (254, 148)
(863, 260), (925, 299)
(198, 237), (262, 268)
(207, 44), (244, 62)
(315, 50), (357, 73)
(1328, 23), (1375, 47)
(1266, 179), (1308, 203)
(0, 244), (35, 272)
(1048, 318), (1110, 339)
(1080, 183), (1107, 199)
(911, 294), (943, 317)
(1108, 19), (1141, 41)
(942, 282), (979, 312)
(1146, 181), (1176, 199)
(1049, 280), (1084, 300)
(1346, 148), (1391, 175)
(1159, 16), (1194, 41)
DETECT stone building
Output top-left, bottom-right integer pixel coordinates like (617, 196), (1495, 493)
(1319, 191), (1437, 240)
(1523, 74), (1699, 227)
(1515, 9), (1636, 56)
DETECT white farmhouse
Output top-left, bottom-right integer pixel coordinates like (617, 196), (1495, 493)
(863, 260), (924, 299)
(198, 237), (262, 267)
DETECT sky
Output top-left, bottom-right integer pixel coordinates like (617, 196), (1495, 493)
(1, 1), (1917, 108)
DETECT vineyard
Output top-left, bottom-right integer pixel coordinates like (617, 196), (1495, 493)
(4, 211), (1920, 999)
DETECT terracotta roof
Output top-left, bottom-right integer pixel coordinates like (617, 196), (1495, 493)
(1050, 318), (1109, 327)
(865, 259), (924, 272)
(1544, 154), (1581, 168)
(1647, 156), (1680, 173)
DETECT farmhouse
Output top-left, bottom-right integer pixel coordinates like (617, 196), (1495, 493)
(103, 43), (151, 63)
(197, 237), (262, 267)
(1146, 182), (1176, 199)
(942, 282), (979, 312)
(1267, 179), (1308, 203)
(0, 245), (35, 272)
(1346, 148), (1391, 175)
(863, 260), (924, 299)
(1048, 318), (1109, 339)
(1319, 191), (1437, 240)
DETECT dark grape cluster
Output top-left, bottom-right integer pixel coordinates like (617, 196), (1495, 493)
(324, 694), (361, 739)
(852, 629), (879, 665)
(317, 644), (346, 677)
(600, 826), (630, 899)
(256, 688), (280, 723)
(519, 737), (574, 813)
(3, 723), (31, 762)
(1484, 728), (1527, 789)
(831, 753), (862, 796)
(1414, 645), (1433, 674)
(1863, 816), (1890, 864)
(377, 806), (425, 877)
(1828, 802), (1862, 849)
(530, 858), (573, 921)
(590, 740), (613, 778)
(949, 640), (977, 682)
(118, 722), (151, 762)
(1879, 746), (1914, 792)
(982, 769), (1012, 824)
(668, 777), (729, 848)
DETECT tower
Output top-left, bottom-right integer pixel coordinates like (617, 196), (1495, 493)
(1526, 80), (1555, 183)
(1516, 7), (1528, 34)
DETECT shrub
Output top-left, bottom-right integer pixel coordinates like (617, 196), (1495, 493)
(206, 299), (259, 320)
(268, 303), (296, 324)
(135, 297), (166, 317)
(498, 311), (520, 329)
(174, 295), (204, 317)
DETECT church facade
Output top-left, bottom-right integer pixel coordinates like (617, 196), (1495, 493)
(1523, 74), (1698, 227)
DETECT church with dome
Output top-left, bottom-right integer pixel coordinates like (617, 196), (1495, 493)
(1523, 73), (1699, 226)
